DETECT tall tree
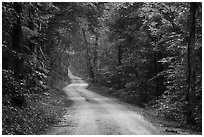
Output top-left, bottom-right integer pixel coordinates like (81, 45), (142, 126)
(186, 2), (198, 124)
(12, 2), (24, 79)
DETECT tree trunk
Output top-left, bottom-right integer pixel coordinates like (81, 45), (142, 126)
(157, 51), (164, 95)
(154, 51), (159, 100)
(92, 35), (98, 82)
(117, 44), (122, 89)
(82, 28), (95, 82)
(187, 2), (197, 124)
(154, 40), (164, 99)
(12, 2), (24, 79)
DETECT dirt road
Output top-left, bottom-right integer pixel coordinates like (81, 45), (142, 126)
(47, 69), (163, 135)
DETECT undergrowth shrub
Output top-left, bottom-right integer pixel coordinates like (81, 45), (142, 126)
(2, 69), (68, 135)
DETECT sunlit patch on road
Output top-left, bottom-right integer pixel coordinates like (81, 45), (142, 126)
(69, 83), (88, 87)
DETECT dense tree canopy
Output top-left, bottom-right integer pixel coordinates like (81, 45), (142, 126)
(2, 2), (202, 134)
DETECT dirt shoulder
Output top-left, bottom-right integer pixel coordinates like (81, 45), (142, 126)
(39, 80), (74, 134)
(2, 80), (72, 135)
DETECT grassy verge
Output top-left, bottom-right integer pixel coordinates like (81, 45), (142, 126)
(2, 80), (71, 135)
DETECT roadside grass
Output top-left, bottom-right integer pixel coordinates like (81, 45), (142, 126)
(2, 80), (71, 135)
(87, 83), (202, 135)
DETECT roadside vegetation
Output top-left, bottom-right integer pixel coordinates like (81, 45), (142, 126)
(2, 2), (202, 134)
(2, 3), (70, 134)
(2, 76), (68, 134)
(70, 2), (202, 132)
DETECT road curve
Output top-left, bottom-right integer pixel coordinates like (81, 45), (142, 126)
(47, 69), (162, 135)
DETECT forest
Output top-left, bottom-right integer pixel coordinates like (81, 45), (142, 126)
(2, 2), (202, 134)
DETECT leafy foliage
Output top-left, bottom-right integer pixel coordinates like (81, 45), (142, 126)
(2, 2), (202, 134)
(2, 2), (72, 134)
(70, 2), (202, 131)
